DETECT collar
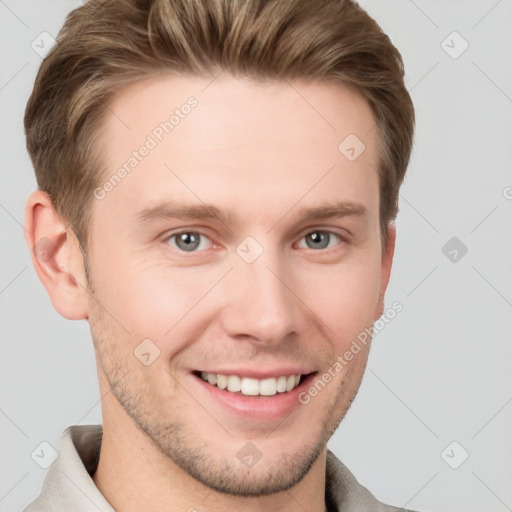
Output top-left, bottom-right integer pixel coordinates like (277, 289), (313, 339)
(24, 424), (405, 512)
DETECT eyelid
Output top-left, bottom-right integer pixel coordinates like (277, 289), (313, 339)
(163, 228), (216, 253)
(294, 228), (346, 252)
(297, 224), (350, 239)
(295, 225), (352, 246)
(162, 226), (349, 254)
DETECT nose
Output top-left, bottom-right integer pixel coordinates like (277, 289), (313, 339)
(219, 246), (302, 346)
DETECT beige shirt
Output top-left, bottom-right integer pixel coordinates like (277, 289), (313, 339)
(24, 425), (417, 512)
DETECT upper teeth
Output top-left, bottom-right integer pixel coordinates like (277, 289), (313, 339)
(200, 372), (302, 396)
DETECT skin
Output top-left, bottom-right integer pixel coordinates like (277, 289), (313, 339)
(25, 74), (396, 512)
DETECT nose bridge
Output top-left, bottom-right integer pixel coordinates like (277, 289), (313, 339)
(222, 242), (299, 344)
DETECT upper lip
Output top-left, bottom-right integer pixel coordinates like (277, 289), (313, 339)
(193, 368), (317, 379)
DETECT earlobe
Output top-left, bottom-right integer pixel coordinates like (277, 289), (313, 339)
(375, 221), (396, 319)
(24, 190), (89, 320)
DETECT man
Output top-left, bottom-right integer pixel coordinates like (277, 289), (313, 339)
(23, 0), (416, 510)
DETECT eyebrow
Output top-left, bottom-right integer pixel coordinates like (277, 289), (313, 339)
(135, 200), (367, 227)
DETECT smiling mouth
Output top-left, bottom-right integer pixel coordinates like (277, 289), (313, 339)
(192, 370), (315, 397)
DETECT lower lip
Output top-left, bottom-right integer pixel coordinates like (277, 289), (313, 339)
(190, 372), (317, 421)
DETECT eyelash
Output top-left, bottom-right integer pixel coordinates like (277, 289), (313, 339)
(163, 228), (346, 255)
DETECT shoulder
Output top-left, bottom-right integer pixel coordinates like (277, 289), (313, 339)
(325, 449), (422, 512)
(24, 425), (111, 512)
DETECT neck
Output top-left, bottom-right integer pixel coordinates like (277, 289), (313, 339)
(93, 395), (328, 512)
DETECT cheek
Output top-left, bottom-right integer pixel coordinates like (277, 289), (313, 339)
(96, 256), (217, 340)
(299, 255), (381, 340)
(135, 262), (216, 310)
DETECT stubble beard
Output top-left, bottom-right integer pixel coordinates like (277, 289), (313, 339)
(86, 275), (364, 497)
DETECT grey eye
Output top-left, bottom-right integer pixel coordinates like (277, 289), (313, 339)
(303, 231), (340, 250)
(171, 232), (202, 252)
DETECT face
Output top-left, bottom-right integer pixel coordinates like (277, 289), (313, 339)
(85, 74), (391, 496)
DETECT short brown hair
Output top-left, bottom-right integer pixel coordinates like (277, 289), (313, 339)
(25, 0), (414, 253)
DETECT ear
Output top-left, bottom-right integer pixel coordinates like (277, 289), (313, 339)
(375, 221), (396, 320)
(24, 190), (89, 320)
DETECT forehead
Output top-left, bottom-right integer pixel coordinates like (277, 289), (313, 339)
(93, 73), (379, 227)
(102, 73), (376, 146)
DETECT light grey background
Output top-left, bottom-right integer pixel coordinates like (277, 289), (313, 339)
(1, 1), (511, 511)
